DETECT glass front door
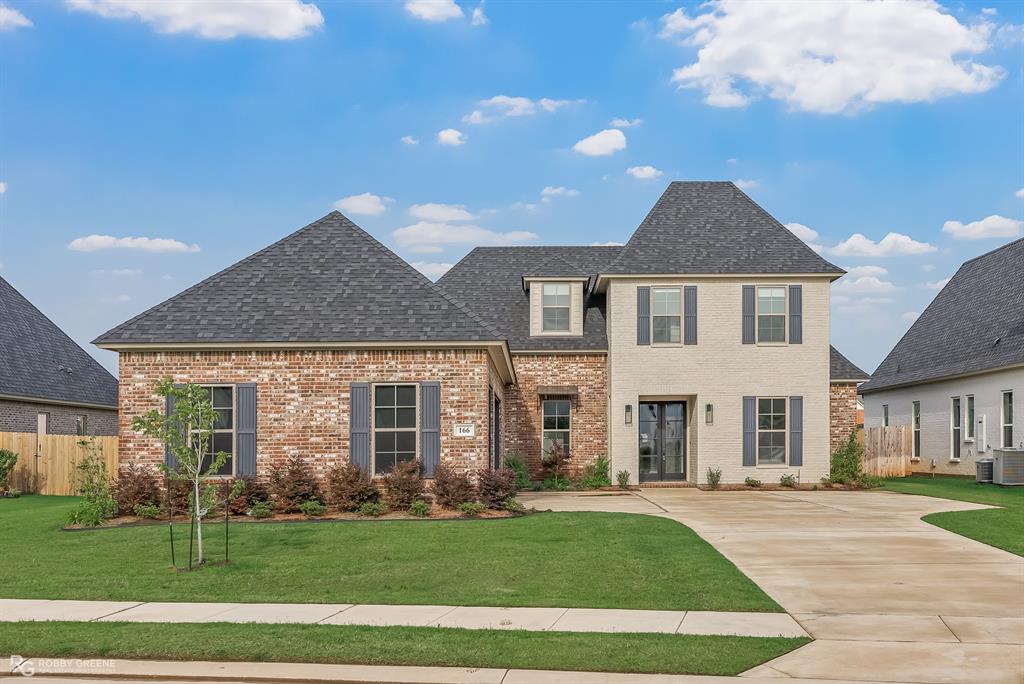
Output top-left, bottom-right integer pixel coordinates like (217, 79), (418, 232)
(638, 401), (687, 481)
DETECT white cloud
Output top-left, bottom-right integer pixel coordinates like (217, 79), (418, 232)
(408, 203), (475, 222)
(92, 268), (143, 276)
(942, 214), (1023, 240)
(0, 181), (6, 194)
(733, 178), (759, 190)
(726, 158), (737, 164)
(401, 135), (419, 146)
(333, 192), (394, 216)
(784, 222), (824, 253)
(68, 235), (200, 253)
(833, 275), (900, 295)
(510, 201), (538, 212)
(626, 166), (663, 180)
(0, 4), (31, 30)
(828, 232), (937, 257)
(392, 222), (537, 249)
(470, 2), (487, 26)
(922, 277), (951, 290)
(921, 264), (936, 272)
(404, 0), (462, 22)
(590, 241), (624, 246)
(101, 294), (132, 304)
(540, 186), (580, 201)
(572, 129), (626, 156)
(67, 0), (323, 39)
(409, 245), (444, 254)
(410, 261), (454, 281)
(902, 311), (921, 323)
(842, 265), (888, 278)
(437, 128), (466, 146)
(659, 0), (1004, 114)
(610, 117), (643, 128)
(161, 274), (174, 281)
(835, 296), (895, 313)
(1015, 187), (1024, 199)
(461, 95), (579, 124)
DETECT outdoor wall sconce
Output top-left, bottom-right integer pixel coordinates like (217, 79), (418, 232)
(705, 403), (714, 425)
(625, 404), (632, 425)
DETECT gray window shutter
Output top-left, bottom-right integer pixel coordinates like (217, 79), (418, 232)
(683, 285), (697, 345)
(636, 286), (650, 345)
(235, 383), (257, 477)
(349, 382), (370, 473)
(164, 393), (178, 472)
(743, 396), (756, 466)
(420, 382), (441, 477)
(789, 285), (802, 344)
(742, 285), (755, 344)
(789, 396), (803, 466)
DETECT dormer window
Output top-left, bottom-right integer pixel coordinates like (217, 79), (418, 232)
(542, 283), (571, 332)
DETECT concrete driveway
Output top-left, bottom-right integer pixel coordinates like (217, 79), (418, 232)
(520, 488), (1024, 684)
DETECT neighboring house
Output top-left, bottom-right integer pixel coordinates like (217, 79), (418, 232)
(859, 238), (1023, 475)
(829, 346), (870, 452)
(0, 276), (118, 436)
(98, 181), (848, 484)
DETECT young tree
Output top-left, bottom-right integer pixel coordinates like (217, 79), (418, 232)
(132, 379), (230, 565)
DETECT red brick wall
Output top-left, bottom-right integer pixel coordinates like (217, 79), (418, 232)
(830, 382), (859, 454)
(503, 353), (608, 478)
(118, 349), (496, 479)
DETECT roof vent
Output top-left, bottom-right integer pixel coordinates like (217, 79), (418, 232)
(58, 365), (74, 374)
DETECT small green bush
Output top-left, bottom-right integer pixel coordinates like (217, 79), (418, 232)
(358, 501), (388, 517)
(504, 456), (530, 489)
(744, 477), (762, 488)
(248, 500), (273, 519)
(457, 501), (487, 517)
(502, 497), (525, 514)
(298, 499), (326, 517)
(829, 430), (863, 485)
(541, 476), (570, 491)
(0, 448), (17, 492)
(858, 473), (884, 488)
(66, 439), (117, 526)
(616, 470), (630, 489)
(6, 489), (21, 498)
(66, 499), (114, 527)
(779, 474), (797, 488)
(705, 467), (722, 489)
(133, 502), (161, 519)
(580, 455), (611, 489)
(408, 499), (430, 517)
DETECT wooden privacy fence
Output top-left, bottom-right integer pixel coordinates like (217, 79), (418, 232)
(863, 425), (911, 478)
(0, 431), (119, 496)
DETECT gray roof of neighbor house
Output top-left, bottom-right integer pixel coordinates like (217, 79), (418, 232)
(830, 346), (870, 382)
(438, 246), (621, 351)
(859, 238), (1024, 394)
(602, 181), (844, 276)
(94, 212), (503, 346)
(0, 276), (118, 408)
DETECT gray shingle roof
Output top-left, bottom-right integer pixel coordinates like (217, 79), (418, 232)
(830, 345), (869, 382)
(94, 212), (503, 345)
(438, 246), (621, 352)
(859, 238), (1024, 394)
(602, 181), (844, 276)
(523, 255), (591, 280)
(0, 276), (118, 407)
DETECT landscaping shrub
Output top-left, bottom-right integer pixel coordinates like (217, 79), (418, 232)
(580, 455), (611, 489)
(269, 456), (323, 513)
(457, 501), (487, 517)
(66, 439), (117, 526)
(164, 479), (193, 517)
(298, 499), (326, 517)
(382, 460), (423, 508)
(540, 442), (571, 490)
(248, 501), (272, 519)
(744, 477), (762, 488)
(221, 476), (270, 516)
(325, 462), (379, 512)
(0, 448), (17, 493)
(504, 455), (530, 489)
(616, 470), (630, 489)
(358, 501), (388, 517)
(408, 499), (430, 517)
(541, 476), (570, 491)
(477, 468), (517, 508)
(133, 502), (161, 519)
(431, 463), (476, 508)
(830, 430), (863, 485)
(502, 497), (525, 514)
(112, 462), (160, 516)
(705, 467), (722, 490)
(779, 474), (797, 488)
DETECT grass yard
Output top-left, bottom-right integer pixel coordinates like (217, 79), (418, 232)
(883, 475), (1024, 556)
(0, 622), (807, 676)
(0, 495), (779, 611)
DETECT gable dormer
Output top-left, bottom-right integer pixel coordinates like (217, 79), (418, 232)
(522, 256), (589, 338)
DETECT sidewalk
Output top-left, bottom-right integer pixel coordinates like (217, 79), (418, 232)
(0, 599), (806, 637)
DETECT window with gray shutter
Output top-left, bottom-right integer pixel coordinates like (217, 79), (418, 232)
(637, 286), (650, 345)
(164, 393), (178, 472)
(789, 285), (803, 344)
(420, 382), (441, 477)
(742, 396), (756, 466)
(235, 383), (257, 476)
(683, 285), (697, 345)
(742, 285), (755, 344)
(349, 382), (370, 473)
(789, 396), (803, 466)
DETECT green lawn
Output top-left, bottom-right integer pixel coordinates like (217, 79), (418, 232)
(0, 622), (807, 676)
(883, 475), (1024, 556)
(0, 495), (779, 611)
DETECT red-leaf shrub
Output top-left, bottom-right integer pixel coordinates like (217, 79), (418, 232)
(382, 459), (423, 508)
(268, 456), (323, 513)
(112, 462), (160, 516)
(217, 476), (270, 515)
(431, 463), (476, 508)
(477, 468), (517, 509)
(325, 462), (380, 511)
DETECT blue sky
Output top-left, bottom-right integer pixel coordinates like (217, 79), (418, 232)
(1, 0), (1022, 376)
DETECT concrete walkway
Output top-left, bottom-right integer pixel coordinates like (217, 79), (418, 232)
(520, 489), (1024, 684)
(0, 598), (805, 637)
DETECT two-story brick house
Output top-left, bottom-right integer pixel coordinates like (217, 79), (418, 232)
(97, 181), (848, 484)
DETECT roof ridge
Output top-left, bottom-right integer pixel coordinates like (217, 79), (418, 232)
(961, 235), (1024, 267)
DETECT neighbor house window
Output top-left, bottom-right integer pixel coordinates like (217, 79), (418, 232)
(912, 401), (921, 459)
(652, 288), (681, 343)
(757, 287), (786, 343)
(757, 398), (786, 465)
(542, 283), (571, 332)
(950, 396), (961, 460)
(75, 415), (87, 436)
(542, 399), (571, 456)
(966, 395), (975, 440)
(197, 386), (234, 476)
(1003, 391), (1014, 448)
(373, 384), (418, 475)
(882, 405), (889, 427)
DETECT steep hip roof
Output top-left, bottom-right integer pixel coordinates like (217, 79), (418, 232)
(859, 238), (1024, 394)
(94, 212), (503, 346)
(830, 345), (869, 382)
(601, 181), (844, 277)
(0, 276), (118, 408)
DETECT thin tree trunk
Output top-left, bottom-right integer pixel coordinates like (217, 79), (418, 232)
(194, 478), (203, 563)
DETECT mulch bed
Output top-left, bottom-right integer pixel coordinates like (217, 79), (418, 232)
(696, 483), (870, 492)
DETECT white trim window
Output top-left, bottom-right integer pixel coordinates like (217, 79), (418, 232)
(541, 283), (571, 332)
(950, 396), (961, 460)
(652, 287), (681, 344)
(373, 384), (418, 475)
(75, 415), (88, 436)
(882, 404), (889, 427)
(912, 401), (921, 459)
(757, 398), (786, 465)
(1002, 391), (1014, 449)
(542, 399), (571, 456)
(757, 287), (786, 343)
(198, 385), (234, 476)
(966, 395), (975, 441)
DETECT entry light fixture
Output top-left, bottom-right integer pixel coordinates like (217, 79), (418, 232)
(625, 404), (632, 425)
(705, 403), (714, 425)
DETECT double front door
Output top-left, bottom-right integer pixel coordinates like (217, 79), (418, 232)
(638, 401), (687, 481)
